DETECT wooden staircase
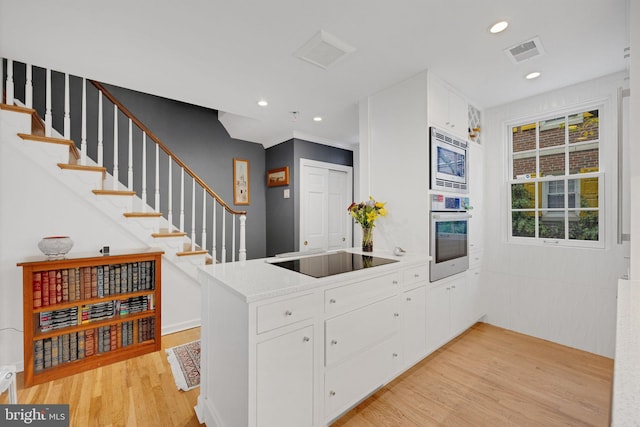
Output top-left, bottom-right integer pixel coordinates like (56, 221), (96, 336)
(1, 102), (217, 265)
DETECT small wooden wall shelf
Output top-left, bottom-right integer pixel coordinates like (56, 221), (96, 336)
(17, 248), (163, 387)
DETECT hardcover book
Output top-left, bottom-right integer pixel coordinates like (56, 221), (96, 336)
(33, 272), (42, 308)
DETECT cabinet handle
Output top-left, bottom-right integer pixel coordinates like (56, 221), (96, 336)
(394, 313), (399, 317)
(393, 353), (398, 358)
(414, 274), (420, 278)
(452, 285), (456, 289)
(303, 336), (310, 342)
(329, 391), (336, 397)
(406, 297), (412, 302)
(285, 310), (293, 316)
(329, 298), (336, 304)
(392, 280), (398, 284)
(331, 339), (338, 345)
(446, 287), (451, 290)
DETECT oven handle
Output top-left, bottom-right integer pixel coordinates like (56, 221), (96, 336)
(431, 212), (472, 220)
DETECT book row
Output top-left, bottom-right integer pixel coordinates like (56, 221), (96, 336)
(38, 295), (155, 332)
(32, 261), (155, 309)
(34, 318), (156, 372)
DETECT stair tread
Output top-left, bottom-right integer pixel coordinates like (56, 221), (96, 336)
(176, 250), (209, 256)
(151, 232), (187, 238)
(123, 212), (163, 218)
(57, 163), (106, 173)
(1, 103), (35, 114)
(93, 189), (136, 196)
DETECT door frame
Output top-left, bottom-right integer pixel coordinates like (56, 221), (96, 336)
(299, 158), (353, 252)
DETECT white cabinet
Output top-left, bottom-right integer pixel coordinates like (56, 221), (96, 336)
(468, 140), (484, 252)
(256, 325), (315, 427)
(426, 274), (476, 353)
(402, 285), (427, 365)
(429, 75), (469, 139)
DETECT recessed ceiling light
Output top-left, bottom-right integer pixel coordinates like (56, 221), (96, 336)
(313, 116), (323, 122)
(525, 71), (541, 80)
(257, 99), (268, 107)
(489, 21), (509, 34)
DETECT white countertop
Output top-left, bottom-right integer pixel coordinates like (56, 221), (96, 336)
(612, 278), (640, 426)
(198, 248), (430, 303)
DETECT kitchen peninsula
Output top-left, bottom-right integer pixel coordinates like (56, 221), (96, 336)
(194, 248), (480, 427)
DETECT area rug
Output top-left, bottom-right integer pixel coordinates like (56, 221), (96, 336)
(166, 340), (201, 391)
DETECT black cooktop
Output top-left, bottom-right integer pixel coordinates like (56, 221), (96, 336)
(270, 251), (398, 278)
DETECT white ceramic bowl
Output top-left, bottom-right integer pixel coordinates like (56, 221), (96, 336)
(38, 236), (74, 258)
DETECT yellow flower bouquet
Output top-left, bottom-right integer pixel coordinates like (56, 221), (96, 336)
(348, 197), (387, 251)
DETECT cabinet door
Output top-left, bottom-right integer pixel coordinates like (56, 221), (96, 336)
(402, 285), (427, 366)
(428, 77), (450, 130)
(426, 283), (450, 352)
(256, 325), (314, 427)
(468, 141), (484, 252)
(447, 90), (468, 138)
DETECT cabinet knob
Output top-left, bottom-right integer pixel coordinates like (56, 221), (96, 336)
(446, 287), (451, 290)
(303, 336), (310, 342)
(342, 237), (346, 242)
(329, 390), (336, 397)
(452, 285), (456, 289)
(406, 297), (412, 302)
(392, 280), (398, 285)
(393, 353), (398, 358)
(329, 298), (336, 304)
(304, 241), (308, 246)
(331, 339), (338, 345)
(285, 310), (293, 316)
(394, 313), (399, 317)
(414, 274), (420, 278)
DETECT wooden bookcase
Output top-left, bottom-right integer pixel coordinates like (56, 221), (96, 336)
(17, 248), (163, 387)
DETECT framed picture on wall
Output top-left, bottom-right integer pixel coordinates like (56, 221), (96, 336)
(267, 166), (290, 187)
(233, 158), (250, 205)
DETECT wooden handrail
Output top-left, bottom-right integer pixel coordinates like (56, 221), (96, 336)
(89, 80), (246, 216)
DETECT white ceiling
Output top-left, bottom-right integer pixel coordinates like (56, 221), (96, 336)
(0, 0), (629, 148)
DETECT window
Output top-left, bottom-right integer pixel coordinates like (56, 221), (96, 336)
(508, 108), (602, 246)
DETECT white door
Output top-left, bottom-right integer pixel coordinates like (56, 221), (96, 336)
(300, 159), (353, 252)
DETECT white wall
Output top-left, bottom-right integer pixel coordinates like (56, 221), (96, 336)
(482, 72), (629, 358)
(0, 111), (201, 370)
(358, 71), (430, 254)
(629, 0), (640, 279)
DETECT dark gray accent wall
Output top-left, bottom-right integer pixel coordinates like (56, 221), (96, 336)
(265, 138), (353, 256)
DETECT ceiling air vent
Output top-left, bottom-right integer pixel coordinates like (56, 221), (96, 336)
(504, 36), (545, 64)
(294, 30), (356, 70)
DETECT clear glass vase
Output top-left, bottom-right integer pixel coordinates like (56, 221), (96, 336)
(362, 227), (373, 252)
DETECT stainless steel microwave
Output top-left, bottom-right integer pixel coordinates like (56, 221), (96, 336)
(430, 127), (468, 194)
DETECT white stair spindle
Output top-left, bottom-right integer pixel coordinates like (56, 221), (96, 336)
(239, 214), (247, 261)
(97, 92), (103, 166)
(221, 211), (226, 263)
(5, 59), (14, 105)
(128, 119), (133, 190)
(45, 68), (52, 137)
(112, 105), (119, 190)
(141, 132), (147, 212)
(64, 73), (70, 139)
(80, 78), (87, 165)
(232, 214), (236, 262)
(155, 145), (160, 212)
(191, 176), (196, 251)
(201, 188), (207, 251)
(25, 64), (32, 108)
(180, 168), (185, 232)
(167, 157), (173, 230)
(212, 202), (217, 263)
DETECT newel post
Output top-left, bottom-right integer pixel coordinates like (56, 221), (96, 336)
(239, 214), (247, 261)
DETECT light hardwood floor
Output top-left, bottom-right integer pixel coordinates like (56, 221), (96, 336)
(2, 323), (613, 427)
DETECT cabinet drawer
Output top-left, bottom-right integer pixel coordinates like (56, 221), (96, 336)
(403, 264), (428, 288)
(256, 293), (315, 334)
(325, 296), (398, 367)
(325, 337), (397, 422)
(325, 272), (399, 315)
(469, 251), (483, 269)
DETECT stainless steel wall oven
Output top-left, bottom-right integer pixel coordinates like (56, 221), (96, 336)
(430, 193), (470, 282)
